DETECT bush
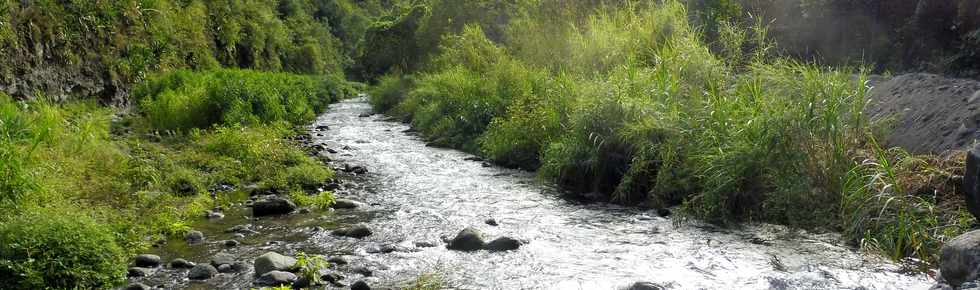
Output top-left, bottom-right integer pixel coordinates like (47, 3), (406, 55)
(136, 69), (350, 131)
(0, 208), (127, 289)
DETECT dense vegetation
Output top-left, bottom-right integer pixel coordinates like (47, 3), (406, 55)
(367, 0), (975, 268)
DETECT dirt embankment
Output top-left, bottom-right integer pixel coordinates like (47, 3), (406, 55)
(866, 73), (980, 154)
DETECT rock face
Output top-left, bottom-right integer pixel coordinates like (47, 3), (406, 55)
(940, 230), (980, 287)
(188, 264), (218, 280)
(252, 196), (298, 216)
(447, 227), (486, 252)
(485, 237), (522, 252)
(133, 254), (162, 268)
(256, 270), (298, 286)
(211, 252), (236, 267)
(965, 146), (980, 220)
(332, 224), (373, 238)
(254, 252), (297, 277)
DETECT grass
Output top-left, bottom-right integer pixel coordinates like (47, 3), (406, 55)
(368, 0), (975, 266)
(0, 68), (347, 289)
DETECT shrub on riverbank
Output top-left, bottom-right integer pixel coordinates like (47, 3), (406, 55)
(368, 0), (974, 265)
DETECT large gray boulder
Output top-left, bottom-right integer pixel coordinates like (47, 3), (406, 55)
(252, 196), (297, 216)
(133, 254), (161, 268)
(188, 264), (218, 280)
(210, 252), (236, 267)
(941, 230), (980, 287)
(255, 270), (298, 286)
(447, 227), (485, 252)
(331, 199), (364, 209)
(964, 146), (980, 220)
(253, 252), (297, 277)
(627, 282), (667, 290)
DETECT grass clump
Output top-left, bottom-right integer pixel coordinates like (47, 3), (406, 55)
(0, 207), (127, 289)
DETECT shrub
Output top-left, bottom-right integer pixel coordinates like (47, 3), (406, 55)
(0, 208), (127, 289)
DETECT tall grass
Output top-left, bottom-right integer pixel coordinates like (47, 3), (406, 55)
(368, 0), (974, 265)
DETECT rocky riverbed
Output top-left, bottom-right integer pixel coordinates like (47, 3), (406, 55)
(122, 98), (933, 290)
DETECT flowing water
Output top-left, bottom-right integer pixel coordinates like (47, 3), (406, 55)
(138, 98), (933, 289)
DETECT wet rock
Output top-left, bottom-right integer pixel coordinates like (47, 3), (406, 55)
(232, 233), (246, 239)
(326, 256), (349, 265)
(965, 146), (980, 220)
(217, 264), (234, 273)
(930, 283), (954, 290)
(961, 281), (980, 290)
(326, 148), (338, 154)
(316, 125), (330, 131)
(365, 244), (383, 254)
(188, 264), (218, 280)
(185, 230), (205, 244)
(342, 145), (353, 150)
(464, 156), (484, 162)
(627, 282), (667, 290)
(332, 224), (372, 238)
(321, 272), (345, 284)
(414, 241), (438, 248)
(485, 236), (523, 252)
(447, 227), (485, 252)
(205, 210), (224, 219)
(232, 261), (251, 273)
(252, 196), (297, 216)
(941, 230), (980, 287)
(125, 282), (152, 290)
(211, 252), (236, 267)
(226, 224), (259, 235)
(293, 276), (313, 289)
(133, 254), (162, 268)
(256, 270), (298, 286)
(331, 199), (364, 209)
(351, 280), (371, 290)
(254, 252), (298, 277)
(127, 267), (153, 277)
(224, 240), (240, 247)
(485, 218), (498, 226)
(352, 266), (373, 277)
(169, 258), (195, 269)
(481, 162), (492, 168)
(656, 208), (671, 217)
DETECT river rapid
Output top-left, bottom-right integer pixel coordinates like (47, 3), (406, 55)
(137, 98), (933, 290)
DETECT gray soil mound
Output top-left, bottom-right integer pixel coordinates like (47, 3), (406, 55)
(866, 73), (980, 154)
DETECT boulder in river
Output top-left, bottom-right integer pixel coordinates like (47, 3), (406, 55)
(941, 230), (980, 287)
(447, 227), (486, 252)
(964, 145), (980, 220)
(254, 252), (297, 277)
(485, 236), (523, 252)
(169, 258), (195, 269)
(127, 267), (153, 277)
(332, 224), (372, 238)
(125, 283), (151, 290)
(626, 282), (667, 290)
(252, 196), (297, 216)
(351, 280), (371, 290)
(331, 198), (364, 209)
(185, 230), (204, 244)
(256, 270), (298, 286)
(188, 264), (218, 280)
(485, 218), (498, 226)
(133, 254), (161, 268)
(210, 252), (236, 267)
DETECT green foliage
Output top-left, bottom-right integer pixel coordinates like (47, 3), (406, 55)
(294, 252), (329, 285)
(369, 73), (413, 113)
(0, 207), (127, 289)
(136, 69), (350, 131)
